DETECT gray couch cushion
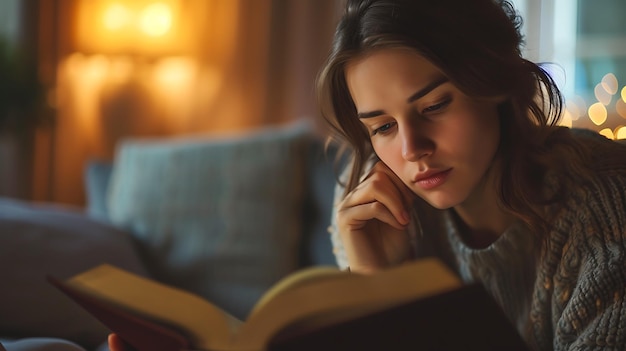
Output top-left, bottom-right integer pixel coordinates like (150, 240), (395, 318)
(0, 338), (85, 351)
(84, 160), (113, 222)
(106, 122), (310, 319)
(0, 199), (148, 350)
(85, 136), (342, 269)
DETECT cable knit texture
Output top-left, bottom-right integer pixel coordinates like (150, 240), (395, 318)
(329, 131), (626, 350)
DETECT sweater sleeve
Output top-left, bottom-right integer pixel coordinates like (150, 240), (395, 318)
(329, 178), (350, 269)
(548, 175), (626, 350)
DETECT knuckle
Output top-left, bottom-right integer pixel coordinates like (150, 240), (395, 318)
(368, 175), (387, 193)
(369, 201), (385, 213)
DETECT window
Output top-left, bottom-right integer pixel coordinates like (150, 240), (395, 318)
(511, 0), (626, 139)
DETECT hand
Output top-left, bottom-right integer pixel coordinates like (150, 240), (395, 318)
(337, 161), (416, 273)
(108, 334), (135, 351)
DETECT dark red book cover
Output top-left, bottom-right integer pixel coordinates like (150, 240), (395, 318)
(48, 275), (191, 351)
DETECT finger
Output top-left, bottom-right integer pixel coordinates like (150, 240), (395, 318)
(369, 161), (417, 207)
(339, 201), (407, 231)
(343, 168), (411, 226)
(108, 334), (137, 351)
(108, 334), (123, 351)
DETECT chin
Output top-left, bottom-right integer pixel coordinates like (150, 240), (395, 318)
(420, 195), (460, 210)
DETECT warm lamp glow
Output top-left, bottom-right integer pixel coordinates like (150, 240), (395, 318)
(62, 54), (112, 131)
(102, 2), (173, 36)
(588, 102), (608, 126)
(75, 0), (185, 55)
(152, 57), (195, 89)
(103, 4), (131, 30)
(139, 3), (172, 37)
(59, 53), (212, 137)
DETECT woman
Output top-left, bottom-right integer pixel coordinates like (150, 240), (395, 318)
(104, 0), (625, 350)
(317, 0), (626, 350)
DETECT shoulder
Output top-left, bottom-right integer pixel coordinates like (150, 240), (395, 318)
(542, 129), (626, 280)
(568, 127), (626, 169)
(549, 161), (626, 242)
(538, 153), (626, 348)
(544, 128), (626, 215)
(542, 134), (626, 291)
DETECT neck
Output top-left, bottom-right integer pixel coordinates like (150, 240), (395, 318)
(453, 161), (516, 248)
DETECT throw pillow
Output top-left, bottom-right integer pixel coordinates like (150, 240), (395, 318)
(106, 122), (310, 319)
(0, 198), (149, 350)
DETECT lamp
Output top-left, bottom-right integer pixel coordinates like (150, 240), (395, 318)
(74, 0), (190, 56)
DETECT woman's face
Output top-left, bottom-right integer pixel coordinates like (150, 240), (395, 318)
(345, 47), (502, 210)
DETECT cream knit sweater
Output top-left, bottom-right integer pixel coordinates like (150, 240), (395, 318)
(330, 131), (626, 350)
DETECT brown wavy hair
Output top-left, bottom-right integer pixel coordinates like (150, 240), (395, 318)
(316, 0), (591, 234)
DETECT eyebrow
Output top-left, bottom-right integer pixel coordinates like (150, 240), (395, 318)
(357, 75), (450, 119)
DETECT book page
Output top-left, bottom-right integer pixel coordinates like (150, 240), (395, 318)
(248, 266), (346, 318)
(233, 258), (461, 350)
(65, 264), (241, 351)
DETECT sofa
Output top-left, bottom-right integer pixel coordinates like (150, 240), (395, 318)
(0, 121), (344, 351)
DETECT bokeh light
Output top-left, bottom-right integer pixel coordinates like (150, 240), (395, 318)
(599, 128), (614, 139)
(588, 102), (608, 126)
(560, 110), (573, 127)
(601, 73), (618, 95)
(616, 98), (626, 120)
(594, 83), (612, 106)
(616, 126), (626, 139)
(565, 98), (584, 121)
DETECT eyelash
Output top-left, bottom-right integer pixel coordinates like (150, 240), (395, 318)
(371, 122), (396, 136)
(422, 98), (451, 113)
(370, 98), (452, 136)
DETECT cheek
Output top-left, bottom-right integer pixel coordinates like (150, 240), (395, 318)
(372, 140), (405, 173)
(438, 105), (500, 163)
(460, 110), (501, 163)
(373, 141), (393, 163)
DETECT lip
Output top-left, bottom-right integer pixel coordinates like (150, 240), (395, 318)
(413, 168), (452, 190)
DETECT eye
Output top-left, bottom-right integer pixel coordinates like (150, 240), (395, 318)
(371, 122), (396, 136)
(421, 98), (452, 114)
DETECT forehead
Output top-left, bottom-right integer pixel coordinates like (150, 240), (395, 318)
(345, 48), (445, 105)
(348, 47), (430, 68)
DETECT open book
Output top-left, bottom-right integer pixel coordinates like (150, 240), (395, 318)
(48, 258), (527, 351)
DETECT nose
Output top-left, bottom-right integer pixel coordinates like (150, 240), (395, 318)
(400, 122), (432, 161)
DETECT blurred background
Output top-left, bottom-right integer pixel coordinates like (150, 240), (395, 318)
(511, 0), (626, 137)
(0, 0), (341, 205)
(0, 0), (624, 206)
